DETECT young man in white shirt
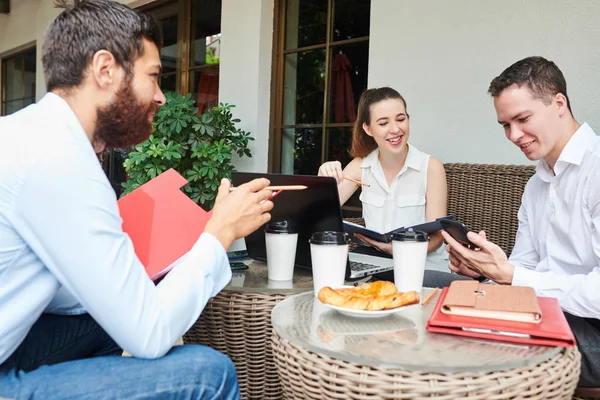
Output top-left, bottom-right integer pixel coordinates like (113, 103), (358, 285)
(431, 56), (600, 387)
(0, 1), (274, 398)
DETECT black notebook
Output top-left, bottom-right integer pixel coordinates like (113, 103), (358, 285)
(343, 215), (455, 244)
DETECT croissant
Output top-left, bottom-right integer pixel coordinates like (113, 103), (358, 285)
(318, 282), (420, 311)
(335, 281), (397, 298)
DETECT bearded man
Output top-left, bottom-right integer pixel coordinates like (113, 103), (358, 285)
(0, 1), (273, 398)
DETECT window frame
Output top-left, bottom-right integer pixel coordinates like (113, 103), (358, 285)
(269, 0), (369, 173)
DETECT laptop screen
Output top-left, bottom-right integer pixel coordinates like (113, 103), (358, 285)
(231, 172), (343, 269)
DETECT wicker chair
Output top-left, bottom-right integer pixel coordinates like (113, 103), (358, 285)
(444, 163), (535, 256)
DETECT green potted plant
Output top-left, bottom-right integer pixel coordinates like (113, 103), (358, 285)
(121, 92), (254, 209)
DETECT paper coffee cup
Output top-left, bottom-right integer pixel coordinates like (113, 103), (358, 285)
(265, 220), (298, 281)
(309, 231), (350, 297)
(391, 228), (429, 293)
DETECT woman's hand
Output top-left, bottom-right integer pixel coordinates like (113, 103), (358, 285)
(318, 161), (344, 184)
(354, 234), (392, 255)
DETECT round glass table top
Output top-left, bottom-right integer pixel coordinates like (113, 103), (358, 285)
(271, 289), (561, 373)
(225, 259), (315, 293)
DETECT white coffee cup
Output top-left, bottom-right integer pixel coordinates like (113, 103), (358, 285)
(265, 220), (298, 281)
(309, 231), (350, 297)
(391, 228), (429, 293)
(267, 279), (294, 289)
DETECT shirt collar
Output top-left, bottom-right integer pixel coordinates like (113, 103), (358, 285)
(536, 122), (596, 180)
(360, 143), (421, 172)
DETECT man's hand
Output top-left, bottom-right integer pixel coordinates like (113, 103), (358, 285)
(441, 230), (515, 284)
(354, 234), (392, 255)
(204, 178), (274, 250)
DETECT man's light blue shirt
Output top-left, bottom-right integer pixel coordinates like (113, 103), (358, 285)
(0, 93), (231, 364)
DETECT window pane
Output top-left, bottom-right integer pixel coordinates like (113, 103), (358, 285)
(23, 49), (36, 99)
(190, 0), (221, 68)
(159, 73), (177, 93)
(282, 49), (326, 125)
(332, 0), (371, 42)
(2, 48), (36, 116)
(281, 128), (322, 175)
(328, 42), (369, 123)
(325, 127), (352, 167)
(23, 97), (35, 108)
(159, 16), (178, 73)
(4, 57), (22, 102)
(326, 127), (361, 208)
(285, 0), (327, 49)
(189, 66), (219, 114)
(4, 100), (22, 115)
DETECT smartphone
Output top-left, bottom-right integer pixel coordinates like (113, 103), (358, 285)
(440, 219), (479, 250)
(230, 262), (249, 271)
(227, 250), (248, 260)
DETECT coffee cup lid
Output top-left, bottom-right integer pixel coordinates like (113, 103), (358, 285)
(309, 231), (350, 245)
(390, 228), (429, 242)
(265, 219), (298, 234)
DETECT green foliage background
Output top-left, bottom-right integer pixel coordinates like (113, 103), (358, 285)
(121, 92), (254, 209)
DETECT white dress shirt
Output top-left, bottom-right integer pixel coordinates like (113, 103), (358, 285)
(0, 93), (231, 364)
(510, 122), (600, 318)
(359, 144), (448, 271)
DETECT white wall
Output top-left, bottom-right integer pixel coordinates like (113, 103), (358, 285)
(0, 0), (61, 100)
(369, 0), (600, 165)
(0, 0), (139, 101)
(220, 0), (274, 173)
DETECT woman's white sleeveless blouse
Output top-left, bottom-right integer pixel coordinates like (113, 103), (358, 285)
(359, 144), (448, 271)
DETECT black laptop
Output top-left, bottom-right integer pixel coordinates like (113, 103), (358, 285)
(232, 172), (394, 279)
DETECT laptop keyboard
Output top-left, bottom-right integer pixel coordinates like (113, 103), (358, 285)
(349, 260), (392, 279)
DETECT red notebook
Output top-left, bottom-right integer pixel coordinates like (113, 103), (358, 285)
(426, 287), (576, 347)
(118, 169), (213, 281)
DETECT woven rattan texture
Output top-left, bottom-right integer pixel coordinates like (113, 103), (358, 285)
(183, 291), (289, 400)
(272, 332), (580, 399)
(444, 163), (535, 256)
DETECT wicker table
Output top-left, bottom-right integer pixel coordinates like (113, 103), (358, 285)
(271, 290), (581, 399)
(183, 259), (315, 400)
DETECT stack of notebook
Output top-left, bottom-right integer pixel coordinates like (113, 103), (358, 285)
(426, 281), (576, 347)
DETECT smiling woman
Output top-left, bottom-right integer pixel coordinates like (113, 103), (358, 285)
(317, 87), (450, 272)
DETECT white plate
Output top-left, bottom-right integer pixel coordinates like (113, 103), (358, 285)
(321, 302), (409, 318)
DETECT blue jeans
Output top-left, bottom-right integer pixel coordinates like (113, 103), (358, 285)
(0, 313), (240, 399)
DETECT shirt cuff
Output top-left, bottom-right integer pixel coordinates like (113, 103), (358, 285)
(511, 265), (540, 291)
(196, 232), (231, 296)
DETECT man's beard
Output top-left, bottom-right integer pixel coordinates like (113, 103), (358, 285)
(94, 80), (159, 149)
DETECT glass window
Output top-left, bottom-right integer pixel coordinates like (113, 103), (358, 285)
(189, 0), (221, 114)
(1, 47), (36, 116)
(107, 0), (223, 196)
(285, 0), (327, 49)
(273, 0), (370, 180)
(328, 42), (368, 123)
(282, 49), (326, 125)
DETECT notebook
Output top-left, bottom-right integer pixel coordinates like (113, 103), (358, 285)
(441, 281), (542, 323)
(426, 286), (576, 347)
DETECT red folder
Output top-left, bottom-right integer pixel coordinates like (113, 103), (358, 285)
(426, 287), (576, 347)
(118, 169), (212, 281)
